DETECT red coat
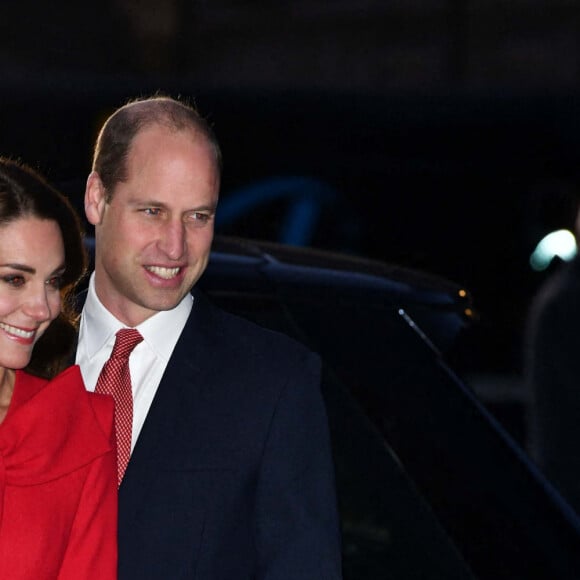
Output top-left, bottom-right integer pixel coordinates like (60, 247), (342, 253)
(0, 365), (117, 579)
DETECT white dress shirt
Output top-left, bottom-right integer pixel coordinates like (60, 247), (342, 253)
(76, 273), (193, 452)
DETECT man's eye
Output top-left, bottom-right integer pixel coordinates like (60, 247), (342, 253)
(143, 208), (162, 216)
(2, 275), (25, 288)
(189, 212), (211, 225)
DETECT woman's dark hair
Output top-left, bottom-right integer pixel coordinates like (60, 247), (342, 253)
(0, 158), (88, 378)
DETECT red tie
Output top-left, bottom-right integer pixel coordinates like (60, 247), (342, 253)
(95, 328), (143, 486)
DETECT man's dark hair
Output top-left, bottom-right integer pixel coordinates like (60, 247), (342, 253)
(92, 95), (222, 201)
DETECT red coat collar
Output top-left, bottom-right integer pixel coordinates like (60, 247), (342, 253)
(0, 365), (113, 488)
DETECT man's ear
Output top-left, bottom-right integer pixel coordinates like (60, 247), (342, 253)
(85, 172), (108, 226)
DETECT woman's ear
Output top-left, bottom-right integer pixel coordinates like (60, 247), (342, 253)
(84, 172), (107, 226)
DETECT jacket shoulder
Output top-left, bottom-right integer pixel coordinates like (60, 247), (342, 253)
(192, 289), (319, 363)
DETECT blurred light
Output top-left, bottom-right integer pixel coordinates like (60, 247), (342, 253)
(529, 229), (577, 271)
(458, 289), (467, 298)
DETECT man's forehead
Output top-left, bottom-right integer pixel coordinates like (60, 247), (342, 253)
(134, 121), (208, 146)
(128, 124), (216, 167)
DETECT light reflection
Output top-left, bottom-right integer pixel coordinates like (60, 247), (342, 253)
(529, 229), (577, 271)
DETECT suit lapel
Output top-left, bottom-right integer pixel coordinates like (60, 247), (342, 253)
(118, 291), (215, 521)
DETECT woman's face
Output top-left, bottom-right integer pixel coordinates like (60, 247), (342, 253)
(0, 216), (65, 371)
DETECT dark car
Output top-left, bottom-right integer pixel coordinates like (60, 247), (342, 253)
(193, 235), (580, 580)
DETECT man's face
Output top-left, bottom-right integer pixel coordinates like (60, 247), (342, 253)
(85, 124), (220, 327)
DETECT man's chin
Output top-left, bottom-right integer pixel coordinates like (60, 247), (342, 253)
(141, 290), (188, 313)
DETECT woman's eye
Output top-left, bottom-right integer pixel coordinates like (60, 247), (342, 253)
(46, 275), (63, 289)
(2, 275), (25, 288)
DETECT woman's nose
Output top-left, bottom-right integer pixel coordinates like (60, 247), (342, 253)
(22, 287), (53, 322)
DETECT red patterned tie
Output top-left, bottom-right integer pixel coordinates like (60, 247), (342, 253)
(95, 328), (143, 486)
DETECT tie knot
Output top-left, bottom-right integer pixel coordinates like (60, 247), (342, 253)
(110, 328), (143, 360)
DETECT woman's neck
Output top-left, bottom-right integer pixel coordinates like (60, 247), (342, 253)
(0, 368), (15, 425)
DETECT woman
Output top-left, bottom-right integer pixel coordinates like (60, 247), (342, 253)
(0, 158), (117, 579)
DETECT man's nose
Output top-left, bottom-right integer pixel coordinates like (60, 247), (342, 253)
(159, 220), (186, 260)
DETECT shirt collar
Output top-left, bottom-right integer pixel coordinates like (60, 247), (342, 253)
(80, 273), (193, 360)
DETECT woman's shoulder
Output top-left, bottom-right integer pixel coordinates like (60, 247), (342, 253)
(16, 365), (81, 395)
(52, 366), (115, 439)
(3, 367), (114, 485)
(16, 366), (114, 439)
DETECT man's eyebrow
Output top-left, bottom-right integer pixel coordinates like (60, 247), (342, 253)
(129, 198), (167, 207)
(188, 204), (217, 212)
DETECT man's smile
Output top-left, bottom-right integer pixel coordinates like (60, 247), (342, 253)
(145, 266), (181, 279)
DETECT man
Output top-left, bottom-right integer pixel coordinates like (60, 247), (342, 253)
(75, 96), (342, 579)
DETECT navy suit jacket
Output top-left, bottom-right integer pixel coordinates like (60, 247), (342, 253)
(111, 289), (342, 579)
